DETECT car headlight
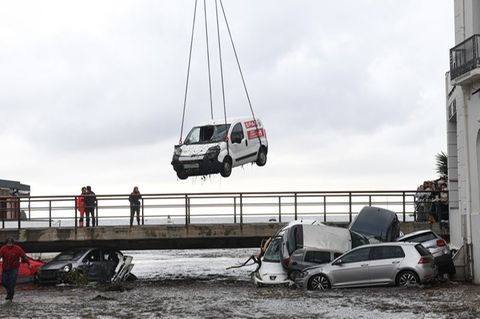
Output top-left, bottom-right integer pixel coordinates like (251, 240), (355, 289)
(62, 264), (72, 272)
(206, 146), (220, 159)
(297, 271), (308, 279)
(174, 146), (183, 156)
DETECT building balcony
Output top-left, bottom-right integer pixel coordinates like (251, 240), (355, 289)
(450, 34), (480, 85)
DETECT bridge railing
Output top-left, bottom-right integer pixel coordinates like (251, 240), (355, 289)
(0, 190), (443, 229)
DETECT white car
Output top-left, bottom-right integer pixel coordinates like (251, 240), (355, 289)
(171, 117), (268, 179)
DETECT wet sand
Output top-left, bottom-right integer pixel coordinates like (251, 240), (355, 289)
(2, 279), (480, 319)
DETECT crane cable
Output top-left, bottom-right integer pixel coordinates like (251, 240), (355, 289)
(203, 0), (214, 120)
(218, 0), (263, 147)
(179, 0), (199, 144)
(215, 0), (230, 156)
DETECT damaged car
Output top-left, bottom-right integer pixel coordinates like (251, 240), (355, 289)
(295, 242), (436, 290)
(349, 206), (401, 243)
(37, 247), (135, 284)
(397, 230), (455, 277)
(253, 220), (369, 284)
(171, 117), (268, 179)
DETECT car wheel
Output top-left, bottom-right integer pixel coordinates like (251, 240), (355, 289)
(256, 147), (267, 167)
(396, 270), (419, 287)
(220, 157), (232, 177)
(308, 274), (331, 290)
(176, 171), (188, 180)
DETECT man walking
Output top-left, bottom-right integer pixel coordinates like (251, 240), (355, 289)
(84, 185), (97, 227)
(0, 238), (31, 301)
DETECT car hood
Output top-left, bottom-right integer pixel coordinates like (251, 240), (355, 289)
(40, 260), (74, 271)
(179, 143), (220, 156)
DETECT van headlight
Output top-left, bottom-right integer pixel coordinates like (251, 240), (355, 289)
(174, 147), (183, 156)
(62, 264), (72, 273)
(206, 146), (220, 159)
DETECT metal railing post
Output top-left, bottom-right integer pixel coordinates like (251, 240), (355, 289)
(95, 201), (99, 227)
(294, 193), (298, 220)
(17, 197), (21, 230)
(240, 193), (243, 226)
(74, 196), (78, 229)
(185, 195), (189, 226)
(233, 197), (237, 224)
(28, 197), (31, 220)
(278, 196), (282, 223)
(369, 195), (372, 206)
(49, 200), (52, 228)
(402, 192), (406, 222)
(348, 192), (352, 223)
(142, 198), (145, 225)
(323, 195), (327, 222)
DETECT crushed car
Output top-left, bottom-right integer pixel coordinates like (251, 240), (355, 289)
(37, 247), (135, 284)
(171, 117), (268, 179)
(397, 229), (455, 277)
(295, 242), (436, 290)
(252, 220), (370, 285)
(349, 206), (401, 243)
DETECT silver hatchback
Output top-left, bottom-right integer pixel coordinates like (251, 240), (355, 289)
(295, 242), (436, 290)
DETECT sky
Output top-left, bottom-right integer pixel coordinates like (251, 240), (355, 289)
(0, 0), (454, 196)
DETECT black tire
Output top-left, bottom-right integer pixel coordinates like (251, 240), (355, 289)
(220, 157), (232, 177)
(256, 147), (267, 166)
(308, 274), (331, 290)
(125, 273), (138, 281)
(396, 270), (419, 287)
(176, 171), (188, 180)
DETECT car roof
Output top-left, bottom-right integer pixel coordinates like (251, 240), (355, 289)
(397, 229), (437, 241)
(351, 242), (418, 249)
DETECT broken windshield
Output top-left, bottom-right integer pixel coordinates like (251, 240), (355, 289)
(263, 237), (283, 262)
(184, 124), (230, 145)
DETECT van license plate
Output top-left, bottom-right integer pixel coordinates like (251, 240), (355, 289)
(184, 163), (199, 169)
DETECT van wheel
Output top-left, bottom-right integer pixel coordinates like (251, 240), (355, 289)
(177, 171), (188, 180)
(220, 157), (232, 177)
(256, 147), (267, 166)
(308, 274), (331, 290)
(396, 270), (419, 287)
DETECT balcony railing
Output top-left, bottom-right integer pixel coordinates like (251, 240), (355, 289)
(450, 34), (480, 81)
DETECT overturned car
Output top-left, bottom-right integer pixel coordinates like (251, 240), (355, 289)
(171, 117), (268, 179)
(37, 247), (135, 284)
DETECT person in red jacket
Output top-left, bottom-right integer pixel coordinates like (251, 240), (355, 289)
(77, 187), (87, 228)
(0, 238), (30, 301)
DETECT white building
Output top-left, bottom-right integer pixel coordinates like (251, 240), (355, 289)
(446, 0), (480, 284)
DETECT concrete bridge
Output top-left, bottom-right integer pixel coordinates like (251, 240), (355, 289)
(0, 222), (447, 253)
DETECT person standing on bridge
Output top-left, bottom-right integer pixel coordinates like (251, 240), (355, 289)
(129, 186), (142, 226)
(84, 186), (97, 227)
(77, 187), (87, 228)
(0, 238), (31, 301)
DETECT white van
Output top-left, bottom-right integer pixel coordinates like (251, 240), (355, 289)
(171, 117), (268, 179)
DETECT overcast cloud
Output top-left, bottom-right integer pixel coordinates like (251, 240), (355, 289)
(0, 0), (453, 195)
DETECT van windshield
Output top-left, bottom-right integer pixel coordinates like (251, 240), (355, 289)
(184, 124), (230, 145)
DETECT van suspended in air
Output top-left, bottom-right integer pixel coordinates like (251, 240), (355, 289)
(171, 117), (268, 179)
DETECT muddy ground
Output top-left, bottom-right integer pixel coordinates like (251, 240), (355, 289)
(2, 279), (480, 319)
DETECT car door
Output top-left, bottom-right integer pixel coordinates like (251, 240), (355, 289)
(329, 247), (371, 288)
(229, 122), (255, 166)
(82, 249), (105, 281)
(368, 246), (405, 285)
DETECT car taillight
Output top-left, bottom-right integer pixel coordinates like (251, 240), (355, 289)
(282, 257), (291, 267)
(418, 257), (433, 264)
(436, 239), (446, 247)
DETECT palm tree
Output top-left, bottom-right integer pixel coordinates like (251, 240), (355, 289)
(435, 151), (448, 177)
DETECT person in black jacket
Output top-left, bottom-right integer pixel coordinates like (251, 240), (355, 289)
(129, 186), (142, 226)
(84, 186), (97, 227)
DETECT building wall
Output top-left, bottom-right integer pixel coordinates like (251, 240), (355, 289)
(448, 0), (480, 283)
